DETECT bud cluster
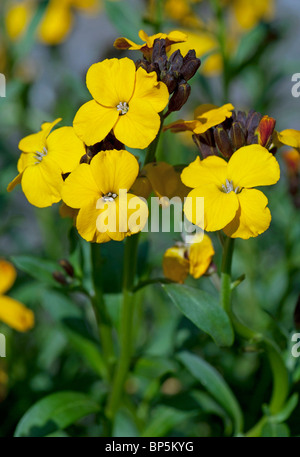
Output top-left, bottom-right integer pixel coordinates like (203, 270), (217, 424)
(136, 38), (201, 115)
(193, 109), (277, 159)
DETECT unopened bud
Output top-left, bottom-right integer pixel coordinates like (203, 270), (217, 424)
(245, 110), (263, 140)
(192, 132), (218, 158)
(167, 81), (191, 113)
(229, 122), (246, 151)
(181, 50), (201, 81)
(152, 39), (167, 71)
(59, 259), (74, 278)
(161, 72), (177, 93)
(168, 49), (184, 76)
(214, 127), (233, 158)
(255, 115), (276, 147)
(53, 271), (68, 286)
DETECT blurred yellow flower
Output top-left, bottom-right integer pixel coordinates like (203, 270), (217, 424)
(0, 260), (34, 332)
(163, 233), (214, 283)
(62, 149), (149, 243)
(164, 103), (234, 135)
(182, 145), (280, 239)
(170, 30), (223, 76)
(114, 30), (187, 59)
(164, 0), (203, 28)
(275, 129), (300, 152)
(73, 57), (169, 149)
(8, 120), (85, 208)
(283, 149), (300, 175)
(6, 0), (100, 45)
(229, 0), (274, 30)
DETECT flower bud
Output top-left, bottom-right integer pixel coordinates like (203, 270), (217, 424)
(161, 72), (178, 93)
(245, 110), (263, 143)
(168, 49), (184, 76)
(59, 259), (74, 278)
(192, 131), (218, 158)
(152, 38), (168, 71)
(214, 126), (234, 158)
(229, 121), (246, 151)
(255, 115), (276, 147)
(181, 50), (201, 81)
(53, 271), (68, 286)
(167, 81), (191, 114)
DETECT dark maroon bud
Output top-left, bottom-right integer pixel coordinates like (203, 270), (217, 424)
(192, 132), (218, 158)
(53, 271), (68, 286)
(161, 72), (177, 93)
(59, 259), (74, 278)
(236, 110), (247, 127)
(135, 59), (151, 72)
(167, 81), (191, 113)
(246, 131), (259, 145)
(152, 39), (167, 71)
(229, 122), (246, 150)
(181, 50), (201, 81)
(168, 49), (184, 75)
(245, 110), (263, 137)
(214, 127), (234, 158)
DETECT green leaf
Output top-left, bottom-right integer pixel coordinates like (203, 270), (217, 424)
(104, 0), (145, 41)
(41, 290), (106, 377)
(162, 284), (234, 347)
(261, 422), (290, 437)
(141, 406), (195, 437)
(11, 255), (61, 287)
(14, 391), (100, 437)
(177, 351), (243, 435)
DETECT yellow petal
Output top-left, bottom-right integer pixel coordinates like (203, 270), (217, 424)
(62, 163), (100, 209)
(90, 149), (140, 194)
(5, 1), (33, 41)
(76, 198), (111, 243)
(114, 99), (161, 149)
(227, 145), (280, 188)
(163, 119), (199, 133)
(0, 296), (34, 332)
(7, 173), (23, 192)
(193, 103), (234, 134)
(18, 118), (61, 153)
(184, 185), (239, 232)
(224, 188), (271, 239)
(21, 158), (63, 208)
(181, 155), (227, 188)
(39, 0), (73, 45)
(145, 162), (189, 202)
(189, 233), (215, 278)
(73, 100), (119, 146)
(17, 152), (36, 173)
(163, 246), (189, 284)
(86, 58), (136, 107)
(114, 36), (142, 51)
(133, 68), (169, 113)
(46, 126), (85, 173)
(0, 260), (17, 295)
(232, 0), (274, 30)
(277, 129), (300, 150)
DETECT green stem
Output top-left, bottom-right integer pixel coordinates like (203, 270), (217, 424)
(105, 234), (140, 423)
(90, 243), (115, 381)
(144, 113), (165, 165)
(220, 236), (235, 314)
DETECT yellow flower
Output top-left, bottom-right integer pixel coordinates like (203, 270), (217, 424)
(164, 103), (234, 135)
(114, 29), (187, 58)
(164, 0), (203, 28)
(163, 233), (214, 283)
(0, 260), (34, 332)
(283, 149), (300, 175)
(62, 149), (149, 243)
(169, 30), (223, 76)
(275, 129), (300, 152)
(6, 0), (100, 45)
(73, 57), (169, 149)
(7, 120), (85, 208)
(182, 145), (280, 239)
(230, 0), (274, 31)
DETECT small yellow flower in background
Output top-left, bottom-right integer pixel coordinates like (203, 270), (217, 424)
(62, 149), (149, 243)
(6, 0), (100, 45)
(73, 57), (169, 150)
(169, 30), (223, 76)
(228, 0), (274, 31)
(0, 260), (34, 332)
(114, 30), (187, 59)
(163, 233), (215, 284)
(182, 145), (280, 239)
(283, 149), (300, 175)
(164, 103), (234, 135)
(164, 0), (203, 28)
(7, 119), (85, 208)
(275, 129), (300, 153)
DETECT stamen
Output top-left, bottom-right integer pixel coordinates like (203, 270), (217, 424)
(222, 179), (239, 194)
(34, 147), (48, 165)
(102, 192), (118, 202)
(116, 102), (129, 115)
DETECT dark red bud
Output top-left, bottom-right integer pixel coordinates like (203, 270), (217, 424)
(214, 127), (234, 158)
(53, 271), (68, 286)
(167, 81), (191, 113)
(181, 50), (201, 81)
(255, 115), (276, 147)
(59, 259), (74, 278)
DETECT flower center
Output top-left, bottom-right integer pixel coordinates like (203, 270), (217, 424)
(222, 179), (240, 194)
(34, 147), (48, 164)
(102, 192), (117, 202)
(116, 102), (129, 115)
